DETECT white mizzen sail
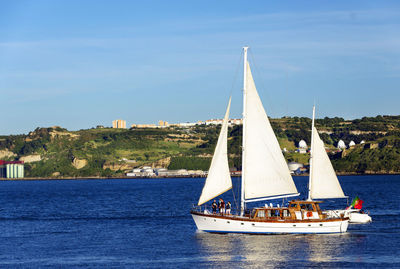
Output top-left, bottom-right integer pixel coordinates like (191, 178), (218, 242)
(243, 62), (299, 201)
(309, 125), (346, 199)
(198, 98), (233, 205)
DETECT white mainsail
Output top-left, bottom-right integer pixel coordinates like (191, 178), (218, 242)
(309, 125), (346, 199)
(242, 61), (299, 202)
(198, 98), (233, 205)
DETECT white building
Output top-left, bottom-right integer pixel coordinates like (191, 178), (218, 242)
(127, 167), (203, 177)
(288, 162), (303, 174)
(156, 169), (189, 177)
(126, 167), (155, 177)
(204, 118), (243, 126)
(337, 140), (346, 149)
(229, 119), (243, 125)
(178, 122), (197, 127)
(205, 119), (223, 125)
(0, 161), (24, 179)
(298, 140), (307, 149)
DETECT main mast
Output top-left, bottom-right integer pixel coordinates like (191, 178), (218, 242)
(241, 46), (249, 215)
(307, 105), (316, 201)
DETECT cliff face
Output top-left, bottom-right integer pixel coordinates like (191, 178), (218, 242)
(72, 158), (87, 169)
(19, 154), (41, 163)
(102, 162), (136, 171)
(151, 157), (171, 168)
(0, 149), (16, 159)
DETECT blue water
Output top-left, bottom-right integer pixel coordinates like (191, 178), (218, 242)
(0, 175), (399, 268)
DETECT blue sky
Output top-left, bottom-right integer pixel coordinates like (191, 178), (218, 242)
(1, 0), (399, 135)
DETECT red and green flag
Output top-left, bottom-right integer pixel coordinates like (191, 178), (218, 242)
(351, 196), (363, 209)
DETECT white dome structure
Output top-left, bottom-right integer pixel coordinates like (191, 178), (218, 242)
(288, 162), (303, 172)
(360, 140), (365, 144)
(337, 140), (346, 149)
(349, 141), (356, 147)
(298, 140), (307, 149)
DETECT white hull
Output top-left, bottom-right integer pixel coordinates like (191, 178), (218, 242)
(324, 209), (372, 224)
(192, 213), (349, 234)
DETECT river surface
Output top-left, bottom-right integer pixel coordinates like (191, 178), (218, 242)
(0, 175), (399, 268)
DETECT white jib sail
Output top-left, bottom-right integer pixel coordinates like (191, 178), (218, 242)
(198, 97), (233, 205)
(310, 126), (346, 199)
(243, 62), (298, 201)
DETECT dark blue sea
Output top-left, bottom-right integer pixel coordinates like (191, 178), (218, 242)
(0, 175), (399, 268)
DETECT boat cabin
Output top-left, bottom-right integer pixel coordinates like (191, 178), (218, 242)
(250, 200), (327, 221)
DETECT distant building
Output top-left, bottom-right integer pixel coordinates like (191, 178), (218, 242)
(0, 160), (24, 179)
(131, 124), (157, 128)
(296, 140), (308, 154)
(349, 141), (356, 147)
(205, 119), (223, 125)
(158, 120), (169, 127)
(156, 169), (189, 177)
(112, 119), (126, 129)
(178, 122), (196, 127)
(229, 119), (243, 125)
(288, 162), (303, 173)
(296, 148), (307, 154)
(288, 162), (304, 174)
(337, 140), (346, 150)
(126, 166), (155, 177)
(298, 140), (307, 149)
(205, 118), (242, 126)
(126, 167), (205, 177)
(130, 118), (242, 129)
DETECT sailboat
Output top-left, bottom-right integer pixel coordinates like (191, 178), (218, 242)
(191, 47), (349, 234)
(308, 108), (372, 224)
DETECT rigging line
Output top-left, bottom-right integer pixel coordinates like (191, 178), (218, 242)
(300, 178), (309, 200)
(228, 50), (243, 214)
(231, 184), (239, 214)
(228, 49), (244, 98)
(228, 49), (243, 173)
(226, 50), (242, 176)
(248, 48), (276, 119)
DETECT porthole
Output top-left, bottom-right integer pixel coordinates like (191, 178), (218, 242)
(308, 224), (311, 227)
(252, 223), (255, 226)
(214, 219), (216, 222)
(241, 223), (244, 225)
(227, 221), (230, 224)
(293, 225), (296, 227)
(320, 224), (323, 226)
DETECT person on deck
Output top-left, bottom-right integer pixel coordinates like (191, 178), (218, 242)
(219, 198), (225, 215)
(212, 200), (217, 214)
(226, 201), (231, 215)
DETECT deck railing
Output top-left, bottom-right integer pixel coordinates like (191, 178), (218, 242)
(191, 204), (238, 216)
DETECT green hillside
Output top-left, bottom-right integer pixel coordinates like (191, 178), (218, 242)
(1, 115), (400, 177)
